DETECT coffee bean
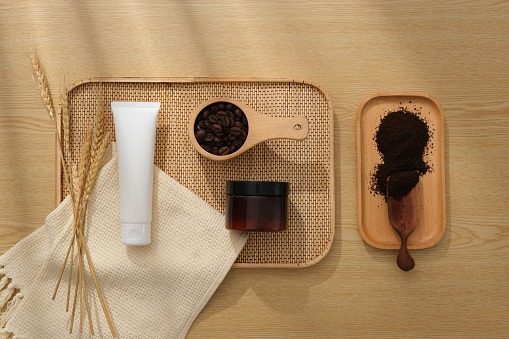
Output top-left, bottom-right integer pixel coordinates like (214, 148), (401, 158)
(219, 146), (229, 155)
(204, 132), (214, 142)
(194, 101), (249, 156)
(239, 130), (247, 140)
(230, 126), (242, 136)
(211, 124), (222, 134)
(195, 129), (207, 140)
(234, 108), (243, 118)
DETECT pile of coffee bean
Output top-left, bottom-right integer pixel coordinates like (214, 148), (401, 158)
(194, 101), (249, 156)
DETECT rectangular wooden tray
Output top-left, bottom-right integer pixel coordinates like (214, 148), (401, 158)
(57, 78), (335, 268)
(357, 92), (445, 249)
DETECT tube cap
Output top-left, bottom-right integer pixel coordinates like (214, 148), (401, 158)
(226, 181), (289, 196)
(121, 222), (151, 245)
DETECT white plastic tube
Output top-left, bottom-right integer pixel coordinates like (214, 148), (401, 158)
(112, 102), (160, 245)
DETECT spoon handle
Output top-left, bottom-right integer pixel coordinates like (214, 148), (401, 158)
(397, 236), (415, 271)
(251, 115), (309, 143)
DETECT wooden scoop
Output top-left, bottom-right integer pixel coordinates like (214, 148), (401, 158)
(387, 171), (421, 271)
(189, 97), (309, 161)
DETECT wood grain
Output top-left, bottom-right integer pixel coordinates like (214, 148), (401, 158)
(0, 0), (508, 338)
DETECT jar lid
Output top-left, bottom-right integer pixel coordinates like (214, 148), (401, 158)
(227, 181), (290, 196)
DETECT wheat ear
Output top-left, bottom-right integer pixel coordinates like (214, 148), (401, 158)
(91, 89), (106, 156)
(28, 46), (56, 123)
(82, 133), (110, 211)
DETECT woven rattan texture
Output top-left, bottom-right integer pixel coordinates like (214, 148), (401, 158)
(61, 80), (332, 267)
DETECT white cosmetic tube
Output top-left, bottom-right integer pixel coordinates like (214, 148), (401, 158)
(112, 102), (160, 245)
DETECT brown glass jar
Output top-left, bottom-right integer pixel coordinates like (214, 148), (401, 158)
(225, 181), (289, 232)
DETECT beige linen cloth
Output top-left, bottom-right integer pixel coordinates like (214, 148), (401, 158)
(0, 146), (248, 338)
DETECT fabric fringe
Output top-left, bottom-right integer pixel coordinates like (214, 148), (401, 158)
(0, 274), (17, 339)
(0, 292), (22, 328)
(0, 276), (7, 292)
(0, 284), (14, 314)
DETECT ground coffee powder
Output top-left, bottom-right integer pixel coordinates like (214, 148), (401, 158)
(387, 171), (420, 200)
(371, 107), (432, 200)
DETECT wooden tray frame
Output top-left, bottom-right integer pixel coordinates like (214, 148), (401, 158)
(56, 77), (335, 268)
(357, 92), (446, 250)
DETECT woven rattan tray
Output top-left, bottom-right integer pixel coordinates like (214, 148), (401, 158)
(56, 78), (334, 268)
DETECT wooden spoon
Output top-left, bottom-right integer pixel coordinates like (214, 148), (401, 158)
(387, 171), (421, 271)
(189, 97), (308, 161)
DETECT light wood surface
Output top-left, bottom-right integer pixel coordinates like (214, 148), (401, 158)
(357, 92), (446, 250)
(1, 1), (508, 338)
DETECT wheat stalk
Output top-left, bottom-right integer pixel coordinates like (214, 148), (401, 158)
(69, 255), (80, 332)
(79, 278), (83, 333)
(60, 87), (70, 161)
(77, 241), (94, 336)
(64, 127), (92, 311)
(66, 240), (75, 312)
(28, 45), (91, 330)
(28, 45), (115, 337)
(70, 132), (114, 336)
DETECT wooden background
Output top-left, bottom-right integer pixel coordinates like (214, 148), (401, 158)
(0, 1), (508, 337)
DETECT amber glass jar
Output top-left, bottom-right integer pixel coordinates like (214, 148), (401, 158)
(225, 181), (290, 232)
